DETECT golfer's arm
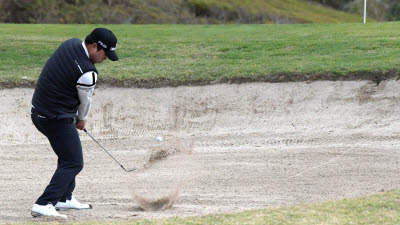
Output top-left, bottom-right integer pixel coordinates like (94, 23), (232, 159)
(76, 72), (97, 121)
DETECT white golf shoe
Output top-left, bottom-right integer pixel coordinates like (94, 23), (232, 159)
(31, 203), (67, 219)
(55, 196), (92, 210)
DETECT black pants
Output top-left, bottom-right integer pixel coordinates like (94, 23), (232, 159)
(31, 110), (83, 206)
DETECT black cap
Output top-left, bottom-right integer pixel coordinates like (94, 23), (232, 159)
(86, 28), (119, 61)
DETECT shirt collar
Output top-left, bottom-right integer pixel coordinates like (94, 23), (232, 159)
(82, 42), (89, 58)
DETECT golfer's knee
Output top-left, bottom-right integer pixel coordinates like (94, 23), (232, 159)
(65, 161), (83, 173)
(75, 162), (84, 172)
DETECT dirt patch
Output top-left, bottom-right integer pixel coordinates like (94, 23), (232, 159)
(95, 70), (399, 88)
(0, 70), (398, 89)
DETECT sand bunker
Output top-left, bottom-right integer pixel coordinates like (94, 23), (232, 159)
(1, 81), (400, 223)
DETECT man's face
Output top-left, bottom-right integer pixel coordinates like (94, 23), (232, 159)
(89, 44), (107, 64)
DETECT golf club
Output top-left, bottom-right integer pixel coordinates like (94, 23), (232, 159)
(84, 129), (135, 172)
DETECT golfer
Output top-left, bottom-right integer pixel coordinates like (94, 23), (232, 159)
(30, 28), (119, 218)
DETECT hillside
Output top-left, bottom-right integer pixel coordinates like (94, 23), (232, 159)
(0, 0), (364, 24)
(311, 0), (400, 21)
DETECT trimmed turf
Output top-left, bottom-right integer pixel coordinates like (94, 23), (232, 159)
(1, 22), (400, 86)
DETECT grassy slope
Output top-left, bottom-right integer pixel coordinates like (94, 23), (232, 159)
(1, 22), (399, 87)
(222, 0), (364, 23)
(0, 0), (364, 25)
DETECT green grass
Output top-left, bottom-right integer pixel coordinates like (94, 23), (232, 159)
(1, 22), (399, 86)
(138, 190), (400, 224)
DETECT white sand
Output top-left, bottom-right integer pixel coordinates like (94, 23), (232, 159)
(1, 80), (400, 223)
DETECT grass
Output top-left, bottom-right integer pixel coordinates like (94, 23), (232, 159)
(183, 0), (364, 24)
(235, 0), (364, 23)
(0, 0), (365, 25)
(145, 190), (400, 224)
(1, 22), (400, 87)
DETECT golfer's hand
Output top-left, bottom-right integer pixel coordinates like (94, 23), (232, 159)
(76, 119), (86, 130)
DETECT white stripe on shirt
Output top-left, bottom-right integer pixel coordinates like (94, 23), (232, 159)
(76, 71), (97, 120)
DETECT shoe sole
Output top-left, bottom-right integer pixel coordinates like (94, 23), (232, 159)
(56, 204), (93, 211)
(31, 211), (41, 217)
(31, 211), (67, 219)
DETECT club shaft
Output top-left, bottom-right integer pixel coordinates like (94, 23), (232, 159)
(84, 129), (134, 172)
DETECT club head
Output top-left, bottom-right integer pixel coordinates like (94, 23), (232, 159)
(121, 165), (136, 172)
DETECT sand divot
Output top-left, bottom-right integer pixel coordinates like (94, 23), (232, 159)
(130, 136), (194, 211)
(131, 186), (180, 211)
(143, 136), (194, 169)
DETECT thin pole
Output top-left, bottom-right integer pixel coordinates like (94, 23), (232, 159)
(364, 0), (367, 24)
(84, 129), (135, 172)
